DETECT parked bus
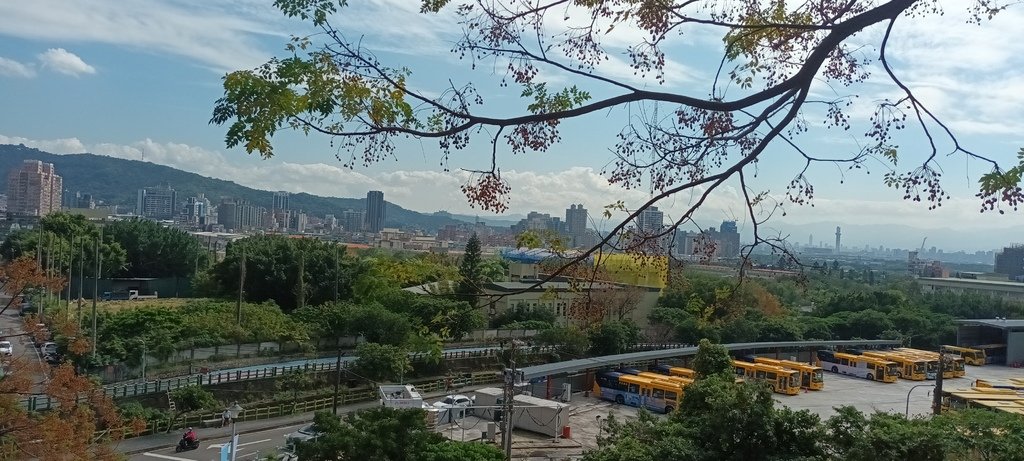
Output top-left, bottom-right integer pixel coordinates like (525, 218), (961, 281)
(593, 371), (684, 414)
(940, 388), (1024, 412)
(752, 357), (825, 390)
(860, 351), (930, 380)
(941, 345), (986, 366)
(731, 361), (801, 395)
(651, 364), (697, 379)
(896, 348), (964, 378)
(816, 351), (898, 383)
(974, 344), (1008, 365)
(975, 378), (1024, 391)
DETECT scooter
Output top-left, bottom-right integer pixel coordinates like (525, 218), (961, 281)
(175, 437), (200, 452)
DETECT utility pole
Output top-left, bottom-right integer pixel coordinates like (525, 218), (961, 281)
(92, 229), (102, 358)
(77, 236), (85, 328)
(332, 346), (343, 415)
(65, 237), (73, 317)
(333, 245), (340, 303)
(502, 340), (520, 460)
(236, 247), (246, 325)
(932, 348), (946, 415)
(297, 251), (306, 310)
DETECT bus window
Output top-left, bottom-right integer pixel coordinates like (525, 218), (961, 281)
(653, 389), (665, 399)
(755, 370), (767, 379)
(735, 367), (745, 376)
(767, 372), (777, 380)
(666, 391), (678, 401)
(628, 383), (639, 393)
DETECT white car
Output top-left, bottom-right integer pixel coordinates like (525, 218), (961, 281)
(438, 394), (474, 408)
(0, 341), (12, 356)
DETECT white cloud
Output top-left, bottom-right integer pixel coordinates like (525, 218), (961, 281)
(0, 0), (279, 72)
(0, 56), (35, 78)
(37, 48), (95, 76)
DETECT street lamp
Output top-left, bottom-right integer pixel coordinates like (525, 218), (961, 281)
(225, 402), (244, 461)
(905, 384), (934, 418)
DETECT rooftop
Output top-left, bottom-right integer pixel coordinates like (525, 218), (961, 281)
(955, 319), (1024, 330)
(919, 277), (1024, 288)
(519, 339), (901, 380)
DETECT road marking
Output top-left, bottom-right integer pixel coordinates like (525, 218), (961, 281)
(140, 452), (195, 461)
(206, 438), (271, 450)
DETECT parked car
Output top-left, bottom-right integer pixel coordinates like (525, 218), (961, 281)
(284, 424), (322, 451)
(44, 353), (63, 365)
(41, 342), (58, 356)
(0, 341), (12, 356)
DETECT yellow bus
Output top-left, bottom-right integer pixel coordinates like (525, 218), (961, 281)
(975, 378), (1024, 391)
(941, 388), (1024, 412)
(817, 351), (899, 383)
(975, 344), (1007, 365)
(732, 361), (801, 395)
(861, 351), (929, 380)
(941, 345), (986, 366)
(594, 371), (685, 414)
(652, 364), (697, 379)
(752, 357), (825, 390)
(896, 348), (964, 378)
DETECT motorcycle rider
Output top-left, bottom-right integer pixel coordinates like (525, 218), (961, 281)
(183, 427), (198, 445)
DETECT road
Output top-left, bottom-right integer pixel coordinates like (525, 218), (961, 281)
(0, 296), (48, 393)
(128, 424), (300, 461)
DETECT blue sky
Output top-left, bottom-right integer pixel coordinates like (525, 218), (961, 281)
(0, 0), (1022, 251)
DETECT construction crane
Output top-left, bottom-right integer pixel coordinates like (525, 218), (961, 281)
(920, 237), (928, 253)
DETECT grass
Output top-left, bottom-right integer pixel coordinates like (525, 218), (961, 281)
(92, 297), (200, 314)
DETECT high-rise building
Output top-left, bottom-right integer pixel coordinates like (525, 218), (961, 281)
(342, 210), (365, 232)
(183, 194), (211, 225)
(136, 186), (177, 220)
(835, 226), (842, 255)
(565, 204), (588, 247)
(217, 198), (265, 231)
(366, 190), (385, 232)
(636, 206), (665, 233)
(510, 211), (564, 234)
(0, 194), (7, 213)
(273, 191), (290, 210)
(995, 246), (1024, 279)
(6, 160), (63, 216)
(289, 211), (308, 233)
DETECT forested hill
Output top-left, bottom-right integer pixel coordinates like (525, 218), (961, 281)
(0, 144), (465, 231)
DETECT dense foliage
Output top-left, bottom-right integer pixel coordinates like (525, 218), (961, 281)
(1, 212), (127, 277)
(104, 218), (208, 278)
(649, 270), (1017, 348)
(296, 408), (504, 461)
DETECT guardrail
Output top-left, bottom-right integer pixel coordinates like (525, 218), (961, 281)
(22, 346), (552, 411)
(110, 372), (501, 439)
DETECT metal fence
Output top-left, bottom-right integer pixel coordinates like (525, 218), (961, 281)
(111, 372), (501, 439)
(22, 346), (553, 411)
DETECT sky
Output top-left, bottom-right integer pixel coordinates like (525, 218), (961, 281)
(0, 0), (1022, 252)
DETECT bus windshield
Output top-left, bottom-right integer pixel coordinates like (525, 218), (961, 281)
(812, 370), (824, 383)
(886, 364), (899, 377)
(925, 361), (938, 373)
(913, 363), (925, 373)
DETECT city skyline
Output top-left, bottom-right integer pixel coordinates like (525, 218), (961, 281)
(0, 1), (1023, 253)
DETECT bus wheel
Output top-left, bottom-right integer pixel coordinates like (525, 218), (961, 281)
(866, 373), (874, 381)
(831, 366), (838, 373)
(615, 394), (625, 405)
(664, 405), (674, 414)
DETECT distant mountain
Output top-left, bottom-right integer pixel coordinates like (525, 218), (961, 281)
(0, 144), (467, 231)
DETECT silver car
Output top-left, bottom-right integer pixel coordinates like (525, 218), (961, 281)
(283, 424), (321, 451)
(0, 341), (12, 356)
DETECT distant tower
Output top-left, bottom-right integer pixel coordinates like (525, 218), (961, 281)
(366, 190), (385, 233)
(809, 234), (813, 247)
(835, 226), (842, 255)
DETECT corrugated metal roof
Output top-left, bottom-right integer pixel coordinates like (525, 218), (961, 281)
(955, 319), (1024, 329)
(520, 339), (901, 379)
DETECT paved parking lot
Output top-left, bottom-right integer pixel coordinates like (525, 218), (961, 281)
(773, 365), (1024, 419)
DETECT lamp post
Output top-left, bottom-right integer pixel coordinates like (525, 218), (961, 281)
(905, 384), (934, 418)
(225, 402), (244, 461)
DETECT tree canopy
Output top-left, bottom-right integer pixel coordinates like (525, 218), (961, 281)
(213, 0), (1023, 262)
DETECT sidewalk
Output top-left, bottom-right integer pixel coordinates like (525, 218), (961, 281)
(115, 384), (494, 454)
